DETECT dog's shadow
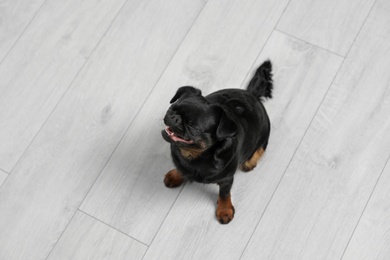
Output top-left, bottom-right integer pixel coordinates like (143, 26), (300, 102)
(181, 180), (219, 207)
(107, 115), (220, 219)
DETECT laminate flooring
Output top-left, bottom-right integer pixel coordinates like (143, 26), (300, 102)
(0, 0), (389, 259)
(0, 170), (7, 187)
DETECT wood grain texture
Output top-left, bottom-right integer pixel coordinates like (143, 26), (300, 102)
(80, 0), (290, 245)
(277, 0), (375, 55)
(342, 160), (390, 260)
(48, 211), (147, 260)
(140, 31), (342, 259)
(0, 170), (7, 187)
(0, 0), (45, 61)
(0, 0), (127, 172)
(0, 0), (204, 259)
(242, 0), (390, 259)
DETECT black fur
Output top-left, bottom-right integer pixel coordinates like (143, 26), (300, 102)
(247, 60), (273, 101)
(162, 60), (273, 223)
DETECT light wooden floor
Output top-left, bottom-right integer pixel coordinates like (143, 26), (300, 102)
(1, 0), (389, 259)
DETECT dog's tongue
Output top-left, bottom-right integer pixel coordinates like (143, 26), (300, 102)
(165, 127), (194, 144)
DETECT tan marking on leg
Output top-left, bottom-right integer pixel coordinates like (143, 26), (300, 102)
(216, 193), (235, 224)
(240, 147), (265, 172)
(164, 169), (184, 188)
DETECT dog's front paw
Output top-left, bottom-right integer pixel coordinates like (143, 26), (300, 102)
(164, 169), (184, 188)
(216, 195), (235, 224)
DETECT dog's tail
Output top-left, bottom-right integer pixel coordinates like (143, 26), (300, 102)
(247, 60), (273, 101)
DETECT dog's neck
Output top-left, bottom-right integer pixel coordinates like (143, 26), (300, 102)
(179, 146), (206, 160)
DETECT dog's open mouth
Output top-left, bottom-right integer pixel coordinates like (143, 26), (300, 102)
(165, 127), (194, 144)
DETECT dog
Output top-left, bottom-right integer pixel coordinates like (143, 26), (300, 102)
(161, 60), (273, 224)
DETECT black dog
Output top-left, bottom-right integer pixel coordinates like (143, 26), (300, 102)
(162, 60), (273, 224)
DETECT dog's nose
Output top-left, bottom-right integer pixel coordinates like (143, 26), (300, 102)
(169, 114), (182, 125)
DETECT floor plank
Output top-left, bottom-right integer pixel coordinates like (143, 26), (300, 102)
(0, 0), (45, 61)
(277, 0), (375, 55)
(342, 160), (390, 260)
(80, 0), (290, 246)
(0, 170), (7, 187)
(0, 0), (204, 259)
(242, 0), (390, 258)
(48, 211), (147, 260)
(141, 31), (342, 259)
(0, 0), (127, 172)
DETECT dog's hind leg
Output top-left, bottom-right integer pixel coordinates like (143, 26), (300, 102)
(240, 147), (265, 172)
(164, 169), (184, 188)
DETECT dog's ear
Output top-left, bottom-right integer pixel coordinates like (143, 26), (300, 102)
(170, 86), (202, 103)
(216, 110), (237, 140)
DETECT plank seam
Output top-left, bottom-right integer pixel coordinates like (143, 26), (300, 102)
(140, 184), (186, 259)
(0, 0), (49, 66)
(338, 2), (383, 259)
(336, 0), (378, 63)
(137, 3), (215, 257)
(79, 210), (149, 247)
(240, 55), (348, 260)
(236, 0), (296, 258)
(239, 53), (344, 260)
(275, 0), (377, 58)
(237, 24), (364, 260)
(274, 29), (345, 58)
(18, 0), (135, 258)
(8, 0), (130, 175)
(77, 0), (208, 248)
(338, 2), (389, 247)
(45, 210), (149, 260)
(240, 0), (378, 257)
(339, 153), (390, 260)
(0, 168), (10, 174)
(0, 170), (9, 188)
(239, 0), (293, 90)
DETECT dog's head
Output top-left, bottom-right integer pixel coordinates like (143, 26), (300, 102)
(162, 86), (237, 153)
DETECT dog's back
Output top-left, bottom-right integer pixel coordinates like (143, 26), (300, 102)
(205, 61), (273, 163)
